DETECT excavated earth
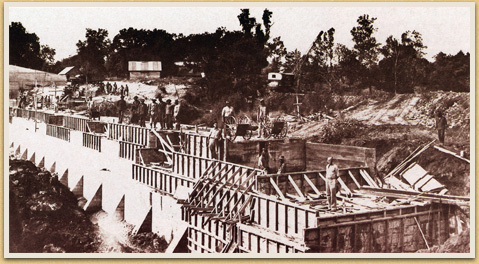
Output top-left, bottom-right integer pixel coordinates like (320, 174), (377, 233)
(9, 159), (168, 253)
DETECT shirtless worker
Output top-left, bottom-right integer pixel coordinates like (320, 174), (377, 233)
(325, 157), (339, 211)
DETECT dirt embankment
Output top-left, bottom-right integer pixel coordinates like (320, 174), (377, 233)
(9, 159), (169, 253)
(9, 159), (100, 253)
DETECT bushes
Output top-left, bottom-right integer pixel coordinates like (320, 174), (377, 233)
(314, 119), (364, 144)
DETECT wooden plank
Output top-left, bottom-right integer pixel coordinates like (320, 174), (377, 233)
(360, 169), (378, 188)
(337, 177), (352, 196)
(303, 174), (321, 196)
(318, 172), (326, 182)
(288, 175), (305, 199)
(433, 145), (470, 163)
(348, 170), (361, 189)
(270, 177), (286, 200)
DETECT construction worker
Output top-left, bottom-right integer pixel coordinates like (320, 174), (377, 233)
(221, 101), (234, 125)
(138, 98), (148, 127)
(131, 96), (140, 125)
(117, 95), (127, 124)
(258, 148), (270, 174)
(53, 96), (59, 113)
(150, 99), (161, 129)
(436, 111), (448, 146)
(165, 99), (174, 129)
(87, 96), (94, 119)
(257, 99), (268, 138)
(173, 99), (181, 130)
(208, 123), (222, 159)
(277, 155), (286, 174)
(325, 157), (339, 211)
(124, 84), (129, 96)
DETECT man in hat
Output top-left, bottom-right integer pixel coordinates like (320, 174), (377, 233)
(325, 157), (339, 211)
(131, 96), (140, 124)
(117, 95), (127, 124)
(208, 123), (222, 159)
(138, 98), (148, 127)
(173, 99), (181, 129)
(150, 98), (160, 129)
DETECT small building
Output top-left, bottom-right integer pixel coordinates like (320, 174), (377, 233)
(128, 61), (162, 81)
(9, 65), (67, 92)
(58, 66), (84, 84)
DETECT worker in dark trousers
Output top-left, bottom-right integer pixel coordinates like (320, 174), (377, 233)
(208, 123), (222, 159)
(325, 157), (339, 211)
(436, 111), (447, 146)
(117, 95), (127, 124)
(131, 96), (140, 125)
(138, 98), (148, 127)
(165, 99), (174, 129)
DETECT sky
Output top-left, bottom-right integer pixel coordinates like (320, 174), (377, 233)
(7, 3), (473, 62)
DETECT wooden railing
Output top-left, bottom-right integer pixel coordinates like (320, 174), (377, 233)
(63, 115), (88, 132)
(119, 140), (145, 161)
(173, 152), (261, 184)
(82, 132), (102, 152)
(35, 111), (52, 124)
(132, 164), (195, 194)
(183, 132), (211, 158)
(46, 124), (70, 142)
(249, 193), (317, 236)
(108, 123), (149, 146)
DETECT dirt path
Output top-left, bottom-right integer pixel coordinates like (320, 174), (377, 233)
(348, 94), (422, 125)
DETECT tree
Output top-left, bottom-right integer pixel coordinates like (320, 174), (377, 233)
(335, 44), (362, 86)
(302, 28), (336, 90)
(76, 28), (111, 82)
(428, 51), (470, 92)
(9, 22), (55, 71)
(267, 36), (287, 71)
(379, 30), (427, 93)
(351, 14), (380, 67)
(350, 15), (380, 91)
(238, 9), (256, 36)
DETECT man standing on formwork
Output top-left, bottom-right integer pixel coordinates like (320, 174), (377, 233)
(117, 95), (127, 124)
(257, 99), (268, 138)
(208, 123), (222, 159)
(325, 157), (339, 211)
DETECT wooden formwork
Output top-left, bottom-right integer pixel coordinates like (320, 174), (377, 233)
(183, 132), (212, 159)
(257, 168), (374, 199)
(304, 203), (453, 253)
(119, 140), (145, 161)
(108, 123), (149, 146)
(63, 115), (89, 132)
(46, 124), (70, 142)
(82, 132), (102, 152)
(132, 164), (196, 195)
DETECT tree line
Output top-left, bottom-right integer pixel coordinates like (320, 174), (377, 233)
(10, 10), (470, 99)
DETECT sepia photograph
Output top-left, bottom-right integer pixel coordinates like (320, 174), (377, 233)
(5, 2), (474, 257)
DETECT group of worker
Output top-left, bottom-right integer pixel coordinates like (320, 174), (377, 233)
(115, 95), (180, 129)
(101, 82), (129, 96)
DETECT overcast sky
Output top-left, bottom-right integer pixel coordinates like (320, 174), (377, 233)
(7, 3), (473, 62)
